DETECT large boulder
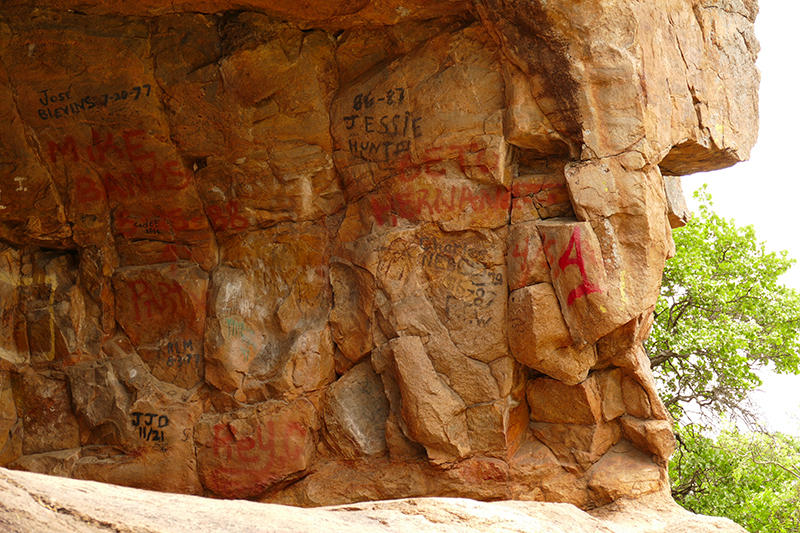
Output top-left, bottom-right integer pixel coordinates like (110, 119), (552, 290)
(0, 467), (750, 533)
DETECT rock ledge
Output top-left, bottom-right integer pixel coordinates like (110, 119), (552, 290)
(0, 467), (747, 533)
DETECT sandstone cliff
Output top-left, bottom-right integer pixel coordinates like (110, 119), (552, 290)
(0, 0), (759, 509)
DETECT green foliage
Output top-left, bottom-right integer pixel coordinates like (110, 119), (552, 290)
(647, 185), (800, 423)
(670, 425), (800, 532)
(649, 186), (800, 531)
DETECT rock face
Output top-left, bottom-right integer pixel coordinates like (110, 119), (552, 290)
(0, 0), (758, 510)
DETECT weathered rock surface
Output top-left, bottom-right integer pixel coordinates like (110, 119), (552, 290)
(0, 0), (758, 512)
(0, 467), (749, 533)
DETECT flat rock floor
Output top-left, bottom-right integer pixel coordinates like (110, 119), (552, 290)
(0, 467), (747, 533)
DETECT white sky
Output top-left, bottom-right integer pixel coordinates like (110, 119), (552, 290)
(680, 0), (800, 436)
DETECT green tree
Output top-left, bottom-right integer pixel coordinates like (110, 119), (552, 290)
(670, 426), (800, 532)
(647, 186), (800, 423)
(646, 186), (800, 532)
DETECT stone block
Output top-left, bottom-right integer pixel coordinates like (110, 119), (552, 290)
(530, 421), (621, 471)
(0, 371), (22, 466)
(14, 372), (80, 456)
(527, 377), (602, 425)
(507, 222), (550, 290)
(329, 261), (375, 363)
(619, 416), (675, 462)
(586, 442), (665, 507)
(112, 264), (208, 389)
(508, 284), (596, 385)
(322, 361), (389, 459)
(536, 219), (624, 345)
(385, 336), (470, 463)
(196, 399), (317, 499)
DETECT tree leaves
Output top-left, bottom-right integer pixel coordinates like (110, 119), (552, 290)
(671, 426), (800, 532)
(647, 185), (800, 424)
(651, 186), (800, 532)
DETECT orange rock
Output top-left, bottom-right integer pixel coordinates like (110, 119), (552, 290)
(530, 421), (621, 471)
(13, 372), (81, 456)
(507, 222), (550, 290)
(196, 398), (317, 499)
(595, 369), (626, 422)
(384, 336), (469, 463)
(619, 416), (676, 462)
(329, 261), (375, 363)
(508, 283), (597, 385)
(586, 442), (666, 507)
(65, 355), (204, 494)
(510, 158), (574, 224)
(536, 220), (621, 346)
(527, 377), (603, 425)
(112, 264), (208, 389)
(0, 371), (22, 465)
(565, 158), (670, 334)
(0, 0), (760, 510)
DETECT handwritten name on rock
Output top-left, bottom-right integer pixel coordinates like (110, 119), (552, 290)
(130, 411), (169, 443)
(36, 84), (152, 121)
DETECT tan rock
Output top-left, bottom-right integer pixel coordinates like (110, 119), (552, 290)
(0, 371), (22, 466)
(502, 63), (574, 158)
(465, 398), (519, 454)
(322, 361), (389, 459)
(508, 435), (574, 502)
(0, 465), (752, 533)
(415, 228), (508, 363)
(596, 310), (655, 366)
(530, 421), (621, 471)
(619, 417), (675, 462)
(622, 375), (652, 419)
(488, 356), (518, 398)
(439, 456), (512, 500)
(510, 158), (574, 224)
(507, 222), (550, 290)
(329, 261), (375, 363)
(206, 224), (332, 402)
(203, 267), (266, 395)
(371, 344), (427, 461)
(663, 176), (691, 229)
(361, 169), (511, 232)
(0, 248), (28, 368)
(610, 346), (671, 422)
(331, 24), (509, 200)
(527, 377), (602, 425)
(263, 456), (436, 507)
(0, 0), (759, 509)
(64, 355), (203, 494)
(385, 336), (470, 463)
(112, 264), (208, 389)
(0, 53), (72, 249)
(586, 442), (666, 507)
(595, 369), (626, 422)
(289, 327), (337, 393)
(476, 0), (758, 169)
(9, 448), (82, 478)
(564, 157), (670, 332)
(508, 284), (596, 385)
(11, 250), (103, 366)
(536, 220), (620, 346)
